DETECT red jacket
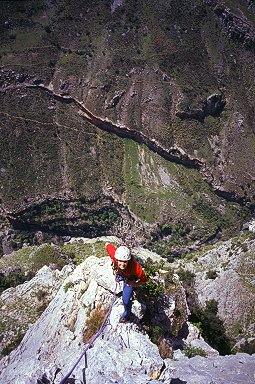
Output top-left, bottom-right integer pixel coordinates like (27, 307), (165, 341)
(106, 244), (148, 283)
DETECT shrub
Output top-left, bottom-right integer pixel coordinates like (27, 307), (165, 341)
(163, 269), (176, 295)
(183, 345), (207, 358)
(83, 304), (108, 343)
(172, 223), (188, 238)
(191, 321), (203, 334)
(136, 259), (164, 301)
(31, 244), (67, 271)
(64, 281), (74, 292)
(160, 223), (172, 236)
(190, 299), (233, 355)
(148, 326), (173, 358)
(0, 270), (35, 294)
(149, 325), (163, 345)
(177, 268), (195, 292)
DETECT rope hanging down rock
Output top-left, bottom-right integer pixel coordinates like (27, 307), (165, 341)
(59, 280), (119, 384)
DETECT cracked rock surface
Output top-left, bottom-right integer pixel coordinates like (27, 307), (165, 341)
(0, 246), (254, 384)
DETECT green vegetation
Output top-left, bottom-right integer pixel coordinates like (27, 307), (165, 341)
(126, 143), (251, 254)
(183, 345), (207, 358)
(11, 199), (120, 236)
(61, 241), (107, 264)
(137, 259), (164, 302)
(0, 240), (109, 294)
(97, 132), (126, 196)
(149, 325), (163, 345)
(230, 322), (244, 338)
(191, 321), (203, 334)
(31, 244), (67, 269)
(0, 0), (253, 247)
(4, 29), (44, 52)
(177, 268), (196, 294)
(33, 200), (64, 217)
(182, 244), (215, 262)
(163, 269), (176, 296)
(149, 222), (191, 260)
(0, 243), (65, 293)
(123, 141), (160, 223)
(0, 269), (35, 294)
(190, 300), (233, 355)
(64, 281), (74, 292)
(0, 244), (60, 293)
(138, 260), (188, 342)
(83, 304), (108, 343)
(1, 333), (25, 356)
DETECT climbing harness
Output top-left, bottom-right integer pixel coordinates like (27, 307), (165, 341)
(115, 273), (126, 283)
(111, 260), (129, 284)
(59, 279), (119, 384)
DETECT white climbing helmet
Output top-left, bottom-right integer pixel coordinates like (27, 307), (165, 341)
(115, 246), (131, 261)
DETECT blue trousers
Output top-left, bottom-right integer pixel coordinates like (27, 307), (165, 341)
(122, 281), (134, 319)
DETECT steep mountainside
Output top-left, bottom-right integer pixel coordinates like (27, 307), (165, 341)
(1, 0), (255, 250)
(0, 237), (254, 383)
(172, 232), (255, 352)
(1, 2), (255, 381)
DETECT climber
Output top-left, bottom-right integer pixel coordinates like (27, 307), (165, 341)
(105, 243), (149, 323)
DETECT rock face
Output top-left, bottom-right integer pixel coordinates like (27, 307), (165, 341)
(0, 255), (165, 383)
(1, 0), (255, 248)
(176, 93), (226, 122)
(161, 353), (255, 384)
(174, 235), (255, 351)
(0, 245), (254, 383)
(0, 264), (70, 357)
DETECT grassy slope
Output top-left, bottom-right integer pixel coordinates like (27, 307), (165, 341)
(0, 0), (253, 245)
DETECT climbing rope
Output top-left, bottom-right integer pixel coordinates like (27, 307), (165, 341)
(59, 280), (119, 384)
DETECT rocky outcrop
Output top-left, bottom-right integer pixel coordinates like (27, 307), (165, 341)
(176, 93), (226, 122)
(205, 0), (255, 50)
(0, 239), (254, 383)
(173, 235), (255, 352)
(0, 264), (70, 357)
(0, 251), (172, 383)
(161, 353), (255, 384)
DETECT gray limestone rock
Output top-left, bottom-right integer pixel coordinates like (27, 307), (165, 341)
(0, 256), (164, 384)
(160, 353), (255, 384)
(0, 247), (254, 384)
(173, 237), (255, 348)
(0, 264), (71, 356)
